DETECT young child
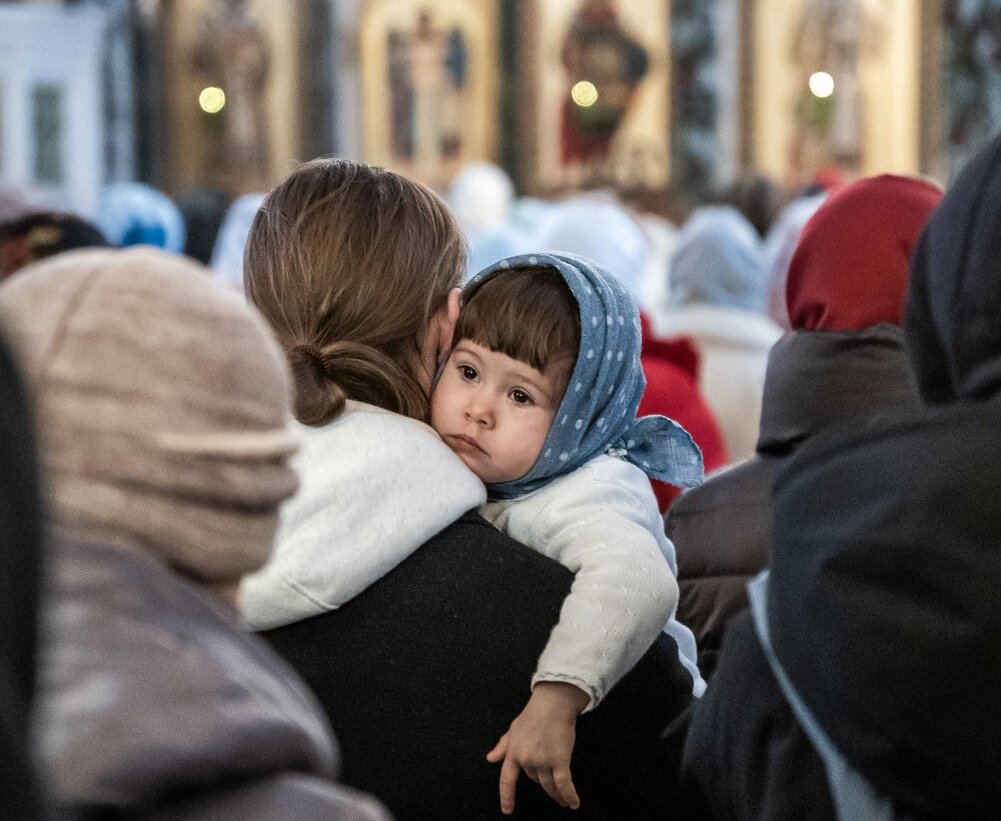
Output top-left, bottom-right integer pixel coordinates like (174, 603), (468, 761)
(430, 252), (705, 814)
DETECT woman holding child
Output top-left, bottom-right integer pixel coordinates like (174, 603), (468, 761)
(239, 159), (698, 820)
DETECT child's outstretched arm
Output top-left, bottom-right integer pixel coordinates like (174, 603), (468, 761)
(486, 681), (589, 815)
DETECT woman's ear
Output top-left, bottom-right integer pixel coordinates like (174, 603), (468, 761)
(436, 287), (462, 364)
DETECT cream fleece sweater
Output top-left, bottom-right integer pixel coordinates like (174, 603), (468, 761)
(485, 454), (705, 705)
(240, 401), (486, 630)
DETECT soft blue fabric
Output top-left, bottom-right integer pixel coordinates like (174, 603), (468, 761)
(537, 197), (650, 307)
(464, 223), (534, 282)
(669, 205), (766, 313)
(748, 572), (898, 821)
(211, 192), (267, 292)
(96, 183), (185, 254)
(467, 252), (704, 501)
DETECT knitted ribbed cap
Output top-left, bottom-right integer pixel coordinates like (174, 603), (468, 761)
(0, 248), (298, 582)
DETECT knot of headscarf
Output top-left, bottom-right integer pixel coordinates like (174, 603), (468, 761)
(466, 252), (704, 501)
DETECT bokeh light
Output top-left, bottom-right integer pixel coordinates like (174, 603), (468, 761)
(199, 86), (226, 114)
(571, 80), (599, 108)
(809, 72), (835, 99)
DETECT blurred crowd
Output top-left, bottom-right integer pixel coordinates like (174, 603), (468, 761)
(0, 137), (998, 821)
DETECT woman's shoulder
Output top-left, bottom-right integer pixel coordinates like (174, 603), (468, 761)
(296, 401), (483, 491)
(304, 400), (442, 446)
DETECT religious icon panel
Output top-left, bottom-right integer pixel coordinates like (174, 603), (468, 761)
(520, 0), (671, 194)
(361, 0), (499, 189)
(752, 0), (923, 187)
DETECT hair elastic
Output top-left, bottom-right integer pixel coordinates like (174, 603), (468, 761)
(291, 343), (324, 364)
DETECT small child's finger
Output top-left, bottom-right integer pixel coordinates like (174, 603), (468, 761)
(554, 767), (580, 810)
(486, 732), (509, 763)
(538, 769), (567, 807)
(498, 755), (520, 815)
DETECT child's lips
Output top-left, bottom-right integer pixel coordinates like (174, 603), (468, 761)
(448, 433), (487, 456)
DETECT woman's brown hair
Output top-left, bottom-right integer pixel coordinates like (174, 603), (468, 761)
(245, 158), (466, 425)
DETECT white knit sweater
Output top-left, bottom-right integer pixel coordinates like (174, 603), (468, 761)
(485, 454), (705, 706)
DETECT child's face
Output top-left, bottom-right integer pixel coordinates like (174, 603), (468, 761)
(431, 340), (566, 484)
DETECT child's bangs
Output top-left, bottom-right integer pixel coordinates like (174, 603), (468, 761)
(456, 266), (580, 375)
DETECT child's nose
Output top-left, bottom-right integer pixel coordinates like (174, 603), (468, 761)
(465, 394), (494, 427)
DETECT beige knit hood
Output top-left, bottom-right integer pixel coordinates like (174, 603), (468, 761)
(0, 248), (298, 582)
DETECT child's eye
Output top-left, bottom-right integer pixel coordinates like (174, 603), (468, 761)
(459, 365), (477, 381)
(510, 389), (534, 405)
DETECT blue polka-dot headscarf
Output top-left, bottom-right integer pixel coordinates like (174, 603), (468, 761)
(466, 252), (704, 501)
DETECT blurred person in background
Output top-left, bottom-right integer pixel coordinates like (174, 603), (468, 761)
(668, 175), (940, 681)
(0, 212), (109, 280)
(659, 206), (782, 463)
(1, 248), (388, 821)
(721, 173), (779, 239)
(762, 191), (827, 329)
(538, 194), (728, 511)
(178, 187), (231, 265)
(95, 182), (186, 254)
(212, 192), (267, 293)
(447, 162), (515, 238)
(446, 162), (534, 279)
(635, 211), (679, 319)
(684, 133), (1001, 821)
(0, 329), (45, 821)
(0, 189), (33, 225)
(538, 194), (649, 307)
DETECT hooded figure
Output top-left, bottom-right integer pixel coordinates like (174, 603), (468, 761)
(446, 163), (532, 280)
(538, 195), (650, 308)
(761, 135), (1001, 820)
(762, 191), (827, 329)
(669, 175), (940, 681)
(211, 192), (267, 293)
(684, 145), (1001, 820)
(659, 206), (783, 462)
(95, 183), (186, 254)
(0, 249), (388, 821)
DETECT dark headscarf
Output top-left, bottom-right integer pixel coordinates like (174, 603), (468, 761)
(905, 135), (1001, 404)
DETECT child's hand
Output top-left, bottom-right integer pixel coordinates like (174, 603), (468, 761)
(485, 681), (590, 815)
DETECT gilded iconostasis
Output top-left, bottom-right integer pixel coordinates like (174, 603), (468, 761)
(157, 0), (941, 198)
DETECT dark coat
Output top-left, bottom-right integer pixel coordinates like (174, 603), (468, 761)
(681, 612), (834, 821)
(683, 132), (1001, 821)
(763, 132), (1001, 820)
(263, 510), (695, 821)
(0, 331), (43, 821)
(668, 324), (921, 678)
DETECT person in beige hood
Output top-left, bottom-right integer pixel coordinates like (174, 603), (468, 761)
(0, 248), (388, 821)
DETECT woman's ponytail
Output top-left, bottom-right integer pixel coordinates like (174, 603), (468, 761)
(289, 340), (429, 425)
(244, 158), (465, 426)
